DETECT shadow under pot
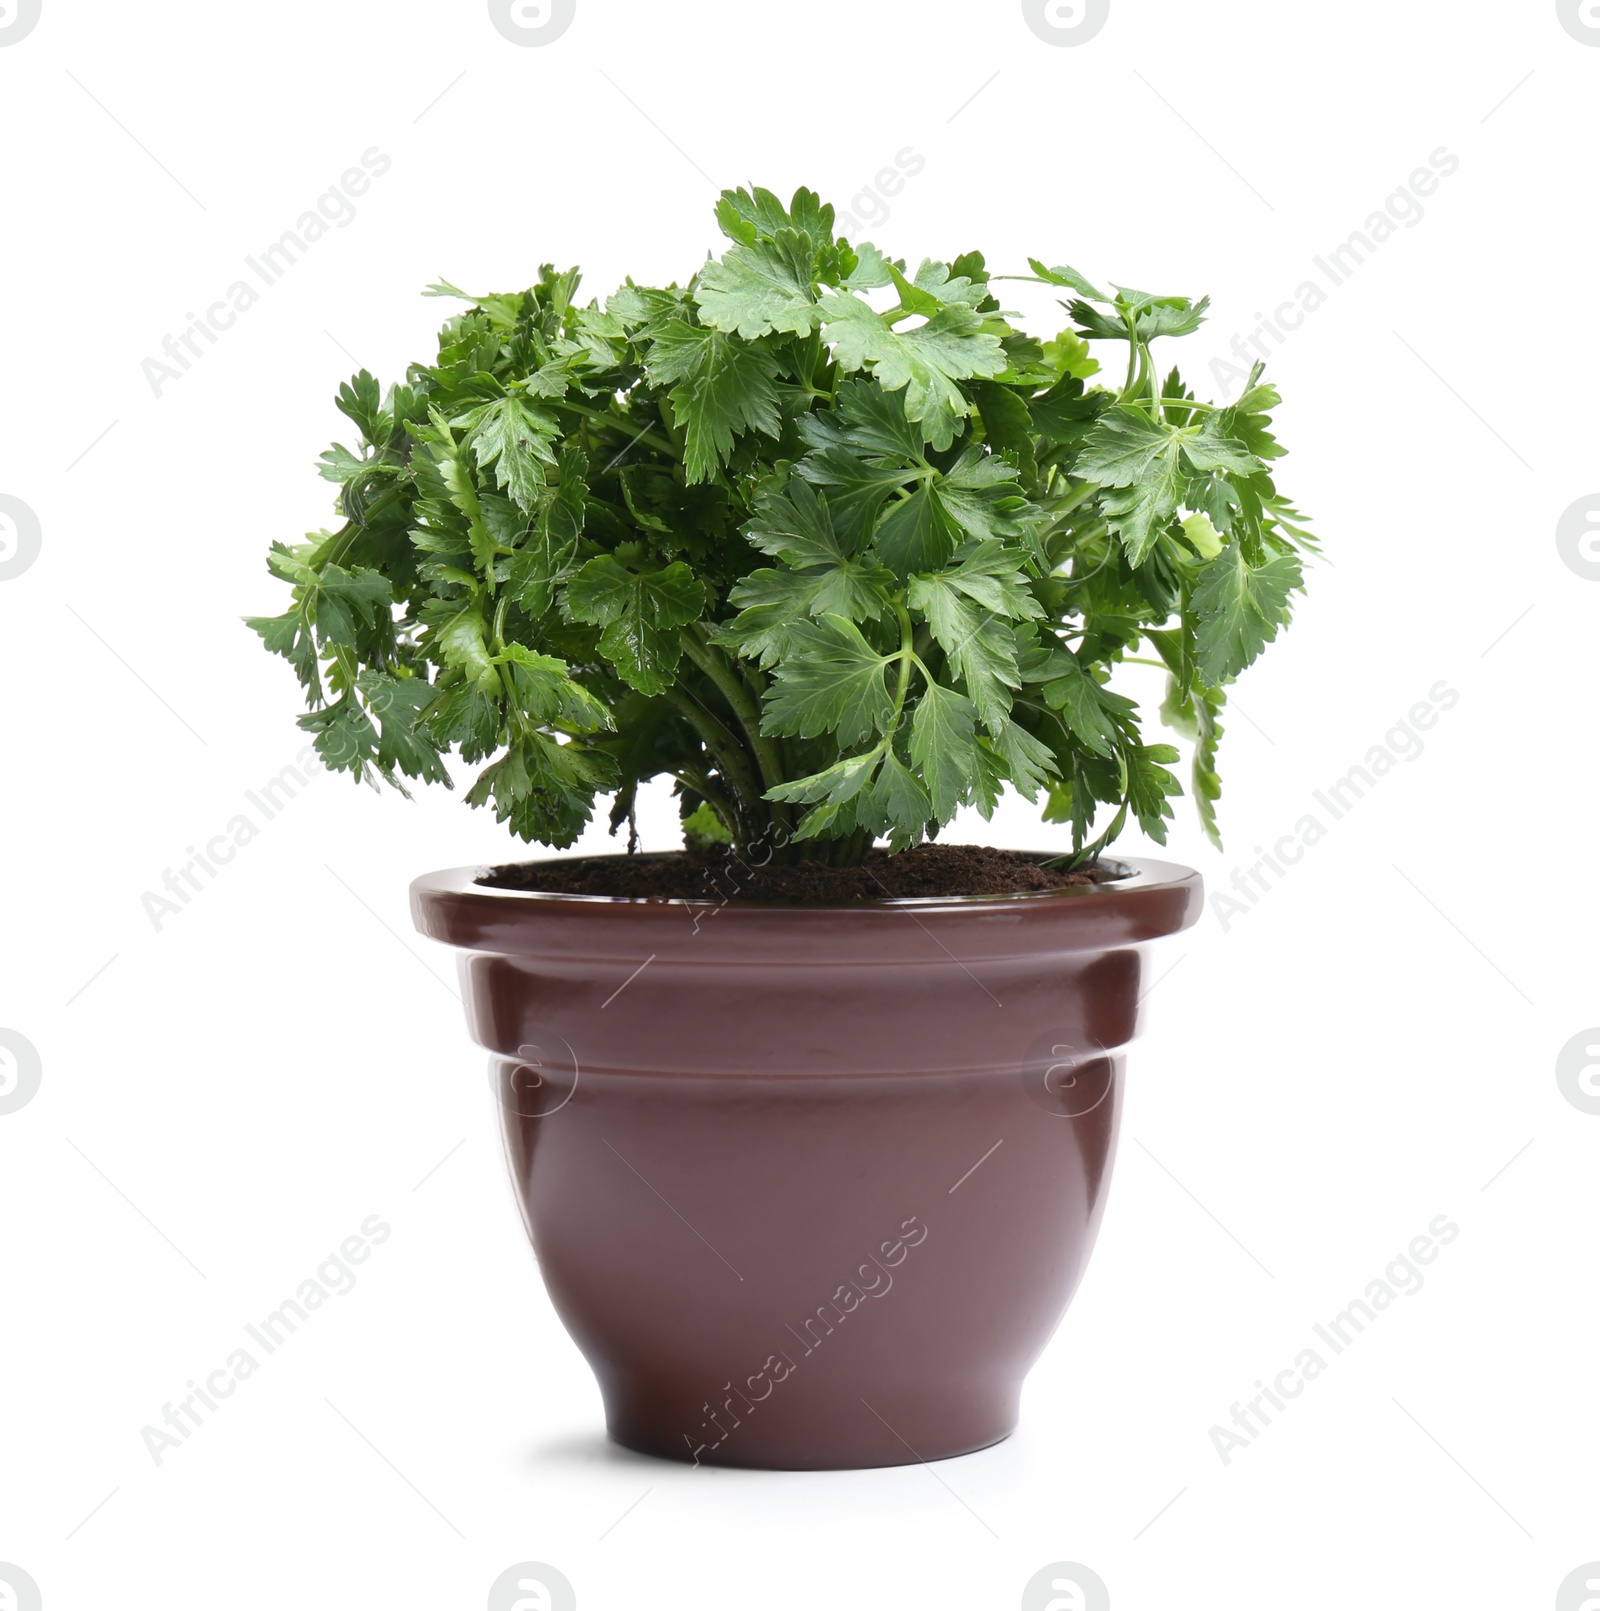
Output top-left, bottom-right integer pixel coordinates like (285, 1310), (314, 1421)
(411, 854), (1200, 1471)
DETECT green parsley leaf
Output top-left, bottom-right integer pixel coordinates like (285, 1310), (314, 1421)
(760, 615), (893, 747)
(461, 396), (560, 513)
(566, 557), (707, 695)
(696, 230), (822, 340)
(909, 681), (978, 819)
(644, 320), (782, 483)
(821, 293), (1007, 450)
(1044, 663), (1119, 758)
(908, 575), (1019, 733)
(1191, 542), (1303, 684)
(1027, 258), (1110, 301)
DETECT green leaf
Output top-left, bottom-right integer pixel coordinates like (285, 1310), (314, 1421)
(869, 752), (932, 845)
(1044, 664), (1119, 758)
(842, 240), (894, 290)
(1159, 674), (1197, 741)
(1193, 683), (1226, 849)
(1029, 377), (1103, 442)
(1041, 328), (1100, 380)
(424, 419), (500, 572)
(499, 644), (613, 732)
(479, 493), (530, 552)
(645, 320), (782, 483)
(743, 480), (846, 567)
(1221, 383), (1288, 461)
(1180, 511), (1224, 560)
(970, 381), (1037, 460)
(566, 557), (707, 696)
(938, 540), (1044, 620)
(507, 445), (586, 616)
(715, 185), (836, 250)
(1027, 258), (1109, 301)
(714, 568), (820, 666)
(466, 732), (613, 848)
(1181, 417), (1264, 477)
(313, 566), (393, 648)
(801, 378), (927, 461)
(1077, 408), (1188, 565)
(318, 442), (370, 485)
(934, 450), (1028, 544)
(908, 576), (1019, 734)
(795, 446), (914, 547)
(334, 369), (385, 440)
(909, 681), (978, 820)
(821, 292), (1007, 450)
(887, 261), (943, 319)
(424, 598), (498, 691)
(1132, 294), (1210, 339)
(247, 607), (320, 696)
(906, 259), (991, 310)
(298, 701), (378, 778)
(682, 800), (733, 848)
(696, 230), (822, 339)
(766, 750), (879, 809)
(760, 615), (893, 747)
(426, 676), (502, 763)
(794, 381), (933, 546)
(988, 719), (1058, 802)
(1191, 542), (1303, 684)
(1076, 407), (1182, 487)
(356, 671), (451, 787)
(1126, 741), (1182, 843)
(463, 396), (560, 513)
(875, 482), (959, 575)
(1100, 472), (1182, 567)
(822, 430), (1022, 582)
(733, 484), (895, 624)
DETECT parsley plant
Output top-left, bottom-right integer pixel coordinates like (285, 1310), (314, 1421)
(250, 186), (1315, 868)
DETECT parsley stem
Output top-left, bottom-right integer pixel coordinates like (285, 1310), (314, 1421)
(679, 629), (794, 834)
(1119, 308), (1141, 400)
(554, 398), (674, 458)
(884, 601), (917, 745)
(663, 687), (765, 835)
(671, 768), (739, 836)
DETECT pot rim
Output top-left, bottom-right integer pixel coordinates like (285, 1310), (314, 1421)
(412, 852), (1197, 912)
(412, 853), (1202, 964)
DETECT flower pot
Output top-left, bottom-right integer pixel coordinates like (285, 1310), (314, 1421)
(411, 855), (1200, 1470)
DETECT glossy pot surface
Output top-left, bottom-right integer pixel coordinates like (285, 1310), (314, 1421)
(412, 856), (1201, 1469)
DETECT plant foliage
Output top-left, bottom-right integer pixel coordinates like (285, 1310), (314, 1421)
(249, 187), (1315, 867)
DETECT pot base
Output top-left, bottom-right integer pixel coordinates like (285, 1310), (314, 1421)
(605, 1387), (1020, 1471)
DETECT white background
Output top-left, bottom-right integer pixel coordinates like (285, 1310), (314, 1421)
(2, 1), (1597, 1607)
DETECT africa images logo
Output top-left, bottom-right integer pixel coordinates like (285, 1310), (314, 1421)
(0, 1563), (43, 1611)
(0, 1031), (42, 1116)
(488, 0), (575, 46)
(1556, 1030), (1600, 1115)
(1557, 495), (1600, 580)
(1022, 0), (1109, 46)
(1021, 1562), (1111, 1611)
(0, 0), (43, 46)
(487, 1562), (576, 1611)
(0, 494), (41, 581)
(1556, 0), (1600, 44)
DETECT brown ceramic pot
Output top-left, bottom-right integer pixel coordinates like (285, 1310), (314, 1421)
(411, 855), (1200, 1470)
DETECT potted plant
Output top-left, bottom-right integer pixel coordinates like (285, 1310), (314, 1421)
(250, 186), (1313, 1469)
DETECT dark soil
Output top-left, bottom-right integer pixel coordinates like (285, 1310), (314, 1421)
(480, 844), (1119, 903)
